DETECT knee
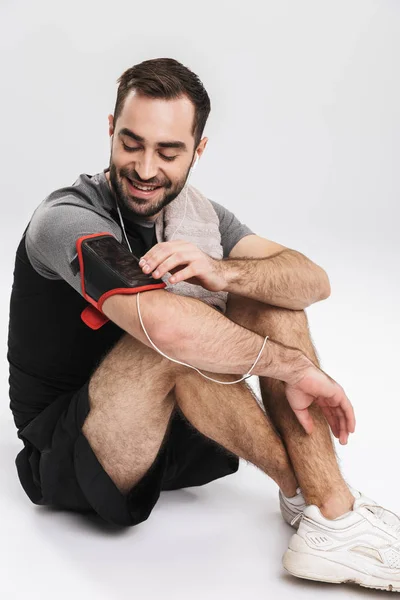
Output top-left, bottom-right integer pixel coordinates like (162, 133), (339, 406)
(225, 292), (308, 333)
(117, 331), (184, 372)
(91, 331), (186, 392)
(264, 306), (311, 352)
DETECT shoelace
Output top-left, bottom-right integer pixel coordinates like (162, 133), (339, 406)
(290, 513), (303, 527)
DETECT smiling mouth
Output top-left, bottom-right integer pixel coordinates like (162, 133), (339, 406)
(127, 177), (162, 190)
(126, 177), (163, 197)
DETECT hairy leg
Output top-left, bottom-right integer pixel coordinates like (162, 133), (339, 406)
(85, 329), (298, 498)
(174, 369), (298, 497)
(224, 292), (354, 519)
(83, 333), (183, 494)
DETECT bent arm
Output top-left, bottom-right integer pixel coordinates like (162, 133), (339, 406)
(102, 290), (311, 383)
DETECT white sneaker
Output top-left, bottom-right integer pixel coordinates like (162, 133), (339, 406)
(283, 491), (400, 592)
(279, 487), (306, 529)
(279, 484), (359, 529)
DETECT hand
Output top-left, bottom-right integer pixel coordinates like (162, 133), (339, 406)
(284, 365), (356, 445)
(138, 241), (228, 292)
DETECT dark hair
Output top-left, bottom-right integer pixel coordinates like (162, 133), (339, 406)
(113, 58), (211, 150)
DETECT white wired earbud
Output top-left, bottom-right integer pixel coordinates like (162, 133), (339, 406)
(115, 153), (269, 384)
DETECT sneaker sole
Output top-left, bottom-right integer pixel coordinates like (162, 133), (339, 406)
(283, 549), (400, 592)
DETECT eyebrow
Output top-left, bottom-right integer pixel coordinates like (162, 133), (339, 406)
(118, 128), (188, 151)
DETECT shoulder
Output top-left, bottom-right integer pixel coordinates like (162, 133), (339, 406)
(28, 170), (119, 237)
(206, 198), (255, 258)
(25, 171), (122, 280)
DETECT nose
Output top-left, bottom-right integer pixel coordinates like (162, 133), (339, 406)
(134, 151), (159, 182)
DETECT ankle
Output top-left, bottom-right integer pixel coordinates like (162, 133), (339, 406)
(319, 488), (355, 520)
(279, 475), (299, 499)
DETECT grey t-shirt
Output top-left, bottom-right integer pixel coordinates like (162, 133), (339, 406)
(25, 168), (255, 297)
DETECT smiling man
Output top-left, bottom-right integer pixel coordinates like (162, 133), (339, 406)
(109, 97), (199, 220)
(7, 57), (400, 593)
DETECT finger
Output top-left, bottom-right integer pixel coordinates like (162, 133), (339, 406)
(142, 253), (174, 274)
(317, 396), (340, 438)
(340, 388), (355, 434)
(140, 241), (194, 267)
(333, 387), (355, 435)
(344, 399), (356, 434)
(338, 410), (348, 445)
(340, 395), (356, 435)
(151, 252), (196, 279)
(329, 406), (341, 439)
(294, 408), (314, 435)
(168, 265), (194, 284)
(331, 386), (356, 435)
(321, 405), (340, 438)
(318, 398), (338, 436)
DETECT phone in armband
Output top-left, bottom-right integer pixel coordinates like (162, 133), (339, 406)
(76, 232), (166, 330)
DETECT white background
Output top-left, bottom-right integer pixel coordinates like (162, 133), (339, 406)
(1, 0), (399, 598)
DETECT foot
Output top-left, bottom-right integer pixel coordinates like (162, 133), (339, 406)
(279, 485), (359, 529)
(282, 492), (400, 592)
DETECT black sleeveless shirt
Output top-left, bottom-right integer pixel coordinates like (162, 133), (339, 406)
(7, 219), (156, 435)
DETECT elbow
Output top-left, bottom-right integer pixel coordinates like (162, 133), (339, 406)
(153, 323), (179, 351)
(150, 300), (189, 355)
(303, 268), (331, 308)
(318, 269), (331, 301)
(154, 322), (193, 364)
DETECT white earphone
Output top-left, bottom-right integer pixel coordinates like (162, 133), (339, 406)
(191, 154), (199, 171)
(114, 147), (268, 385)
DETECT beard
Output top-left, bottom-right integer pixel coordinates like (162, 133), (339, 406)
(108, 159), (191, 220)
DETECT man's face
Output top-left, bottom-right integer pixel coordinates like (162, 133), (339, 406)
(107, 90), (204, 221)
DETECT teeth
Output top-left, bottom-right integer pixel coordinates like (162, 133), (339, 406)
(130, 180), (158, 192)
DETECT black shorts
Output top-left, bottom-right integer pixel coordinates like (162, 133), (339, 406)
(15, 381), (239, 527)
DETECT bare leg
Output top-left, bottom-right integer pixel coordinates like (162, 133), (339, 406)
(85, 330), (299, 498)
(224, 292), (355, 519)
(83, 333), (183, 494)
(174, 371), (298, 497)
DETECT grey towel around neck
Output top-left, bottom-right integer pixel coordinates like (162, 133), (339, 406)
(154, 184), (228, 314)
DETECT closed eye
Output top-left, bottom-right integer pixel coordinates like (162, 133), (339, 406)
(122, 142), (177, 162)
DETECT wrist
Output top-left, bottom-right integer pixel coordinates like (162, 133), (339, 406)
(218, 259), (241, 292)
(259, 338), (313, 383)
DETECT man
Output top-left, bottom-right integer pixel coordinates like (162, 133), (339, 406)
(7, 57), (400, 593)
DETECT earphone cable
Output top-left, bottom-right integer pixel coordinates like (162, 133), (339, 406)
(114, 170), (268, 384)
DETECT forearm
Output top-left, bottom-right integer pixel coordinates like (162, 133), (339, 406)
(222, 249), (331, 309)
(148, 290), (311, 383)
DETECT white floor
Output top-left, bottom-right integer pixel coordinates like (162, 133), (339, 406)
(1, 1), (399, 596)
(1, 238), (399, 599)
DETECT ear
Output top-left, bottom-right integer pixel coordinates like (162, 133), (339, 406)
(108, 114), (114, 137)
(197, 136), (208, 159)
